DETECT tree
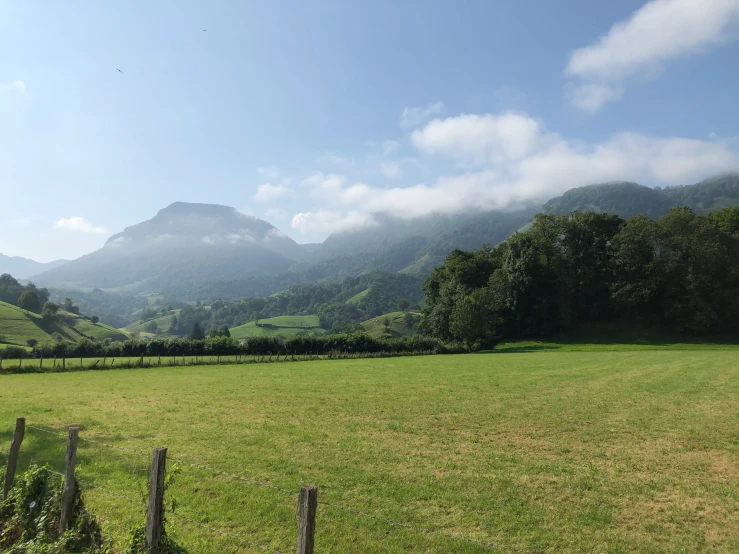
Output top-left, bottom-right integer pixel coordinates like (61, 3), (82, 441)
(397, 298), (410, 312)
(404, 312), (417, 330)
(42, 302), (59, 321)
(189, 322), (205, 340)
(254, 312), (264, 325)
(17, 290), (41, 313)
(383, 317), (391, 332)
(26, 338), (38, 348)
(144, 321), (159, 334)
(91, 315), (99, 324)
(63, 298), (80, 314)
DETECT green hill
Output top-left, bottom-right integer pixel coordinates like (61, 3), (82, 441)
(60, 311), (129, 342)
(345, 288), (369, 304)
(230, 315), (325, 340)
(123, 309), (181, 335)
(0, 301), (83, 347)
(361, 311), (421, 338)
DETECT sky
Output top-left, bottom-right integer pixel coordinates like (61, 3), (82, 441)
(1, 0), (739, 262)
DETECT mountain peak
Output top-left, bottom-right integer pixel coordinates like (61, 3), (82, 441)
(157, 201), (244, 218)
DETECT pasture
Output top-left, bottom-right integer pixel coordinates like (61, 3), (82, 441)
(362, 311), (421, 338)
(230, 314), (325, 340)
(1, 350), (738, 553)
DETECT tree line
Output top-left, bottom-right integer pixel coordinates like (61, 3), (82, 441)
(422, 207), (739, 347)
(0, 332), (451, 365)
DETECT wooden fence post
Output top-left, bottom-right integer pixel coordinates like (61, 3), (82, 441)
(3, 417), (25, 499)
(296, 485), (318, 554)
(146, 447), (167, 553)
(59, 426), (79, 532)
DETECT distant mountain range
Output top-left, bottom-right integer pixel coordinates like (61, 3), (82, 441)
(22, 172), (739, 299)
(0, 253), (68, 280)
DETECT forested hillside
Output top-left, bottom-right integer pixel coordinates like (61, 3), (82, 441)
(128, 272), (424, 337)
(422, 206), (739, 347)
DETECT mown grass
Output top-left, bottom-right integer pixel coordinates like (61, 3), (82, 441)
(2, 350), (739, 553)
(62, 312), (129, 342)
(361, 311), (421, 338)
(122, 310), (180, 335)
(345, 288), (369, 304)
(0, 301), (82, 346)
(230, 315), (325, 340)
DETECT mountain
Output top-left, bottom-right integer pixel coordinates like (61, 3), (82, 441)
(33, 202), (310, 290)
(31, 173), (739, 298)
(542, 173), (739, 218)
(0, 254), (68, 280)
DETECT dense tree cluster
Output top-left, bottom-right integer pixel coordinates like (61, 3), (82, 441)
(0, 274), (50, 313)
(422, 207), (739, 347)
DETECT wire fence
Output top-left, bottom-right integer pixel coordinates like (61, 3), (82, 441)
(2, 421), (540, 554)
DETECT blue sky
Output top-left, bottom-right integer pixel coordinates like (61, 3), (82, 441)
(1, 0), (739, 261)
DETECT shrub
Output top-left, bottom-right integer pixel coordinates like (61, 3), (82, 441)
(0, 464), (108, 553)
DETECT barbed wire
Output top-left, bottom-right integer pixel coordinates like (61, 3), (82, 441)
(44, 467), (145, 507)
(320, 501), (539, 554)
(26, 424), (297, 495)
(170, 510), (285, 554)
(27, 425), (151, 458)
(169, 456), (298, 496)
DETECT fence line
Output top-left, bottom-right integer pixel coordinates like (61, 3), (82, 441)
(45, 467), (145, 507)
(28, 424), (151, 458)
(27, 424), (297, 495)
(9, 421), (541, 554)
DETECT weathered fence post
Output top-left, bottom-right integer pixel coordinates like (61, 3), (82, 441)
(3, 417), (25, 499)
(296, 484), (318, 554)
(59, 426), (80, 532)
(145, 447), (167, 553)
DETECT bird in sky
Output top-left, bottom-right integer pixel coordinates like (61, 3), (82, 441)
(116, 68), (123, 73)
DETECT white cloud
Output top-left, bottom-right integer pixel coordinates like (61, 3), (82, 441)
(382, 140), (401, 156)
(565, 0), (739, 112)
(54, 217), (108, 234)
(301, 172), (348, 198)
(564, 83), (624, 114)
(381, 162), (400, 178)
(411, 112), (547, 165)
(289, 110), (739, 236)
(105, 236), (128, 248)
(291, 209), (378, 235)
(253, 183), (293, 202)
(257, 166), (280, 179)
(400, 101), (445, 129)
(0, 80), (25, 93)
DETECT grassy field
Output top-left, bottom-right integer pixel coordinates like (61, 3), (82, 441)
(122, 310), (181, 335)
(362, 311), (421, 338)
(61, 312), (129, 342)
(230, 314), (325, 340)
(0, 301), (85, 346)
(345, 288), (369, 304)
(2, 350), (738, 553)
